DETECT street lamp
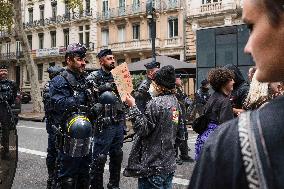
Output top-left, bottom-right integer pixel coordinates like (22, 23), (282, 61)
(146, 0), (156, 63)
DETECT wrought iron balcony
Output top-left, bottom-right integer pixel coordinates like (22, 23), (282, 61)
(23, 9), (93, 29)
(97, 3), (146, 21)
(0, 53), (16, 60)
(160, 0), (182, 11)
(0, 30), (15, 38)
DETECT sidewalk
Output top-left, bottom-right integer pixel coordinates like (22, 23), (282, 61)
(18, 112), (45, 122)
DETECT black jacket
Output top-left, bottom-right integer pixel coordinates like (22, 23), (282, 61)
(124, 94), (179, 178)
(223, 64), (249, 109)
(189, 95), (284, 189)
(204, 91), (234, 124)
(133, 78), (152, 113)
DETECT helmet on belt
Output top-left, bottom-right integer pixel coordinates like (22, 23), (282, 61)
(63, 114), (93, 157)
(99, 91), (119, 105)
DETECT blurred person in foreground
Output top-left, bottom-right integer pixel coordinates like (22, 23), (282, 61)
(124, 65), (180, 189)
(195, 68), (235, 160)
(189, 0), (284, 188)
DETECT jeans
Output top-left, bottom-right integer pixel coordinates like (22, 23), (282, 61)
(138, 173), (174, 189)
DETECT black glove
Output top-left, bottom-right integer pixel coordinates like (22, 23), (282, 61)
(91, 103), (103, 118)
(98, 82), (115, 93)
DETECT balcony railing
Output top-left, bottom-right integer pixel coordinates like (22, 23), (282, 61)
(189, 1), (237, 16)
(0, 30), (15, 38)
(23, 9), (93, 29)
(164, 37), (182, 47)
(0, 53), (16, 60)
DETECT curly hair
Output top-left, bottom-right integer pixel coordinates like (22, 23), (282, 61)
(152, 81), (176, 95)
(207, 68), (235, 92)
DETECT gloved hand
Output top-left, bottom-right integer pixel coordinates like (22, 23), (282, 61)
(98, 82), (114, 93)
(91, 103), (103, 118)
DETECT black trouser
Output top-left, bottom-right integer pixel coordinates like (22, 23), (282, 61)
(0, 103), (11, 157)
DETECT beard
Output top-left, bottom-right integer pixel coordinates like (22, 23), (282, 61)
(104, 63), (115, 72)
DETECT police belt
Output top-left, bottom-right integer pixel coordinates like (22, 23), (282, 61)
(98, 104), (124, 127)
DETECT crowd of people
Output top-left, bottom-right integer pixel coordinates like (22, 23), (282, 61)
(0, 0), (283, 188)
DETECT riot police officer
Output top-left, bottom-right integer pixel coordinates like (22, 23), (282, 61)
(49, 43), (93, 189)
(133, 61), (160, 113)
(175, 75), (194, 163)
(0, 64), (17, 160)
(88, 49), (126, 189)
(43, 65), (65, 188)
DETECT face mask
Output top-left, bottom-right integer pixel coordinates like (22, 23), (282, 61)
(148, 84), (158, 97)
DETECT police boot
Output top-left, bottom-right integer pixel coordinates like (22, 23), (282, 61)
(76, 176), (90, 189)
(90, 154), (107, 189)
(179, 140), (194, 162)
(107, 151), (123, 189)
(59, 177), (76, 189)
(46, 161), (56, 189)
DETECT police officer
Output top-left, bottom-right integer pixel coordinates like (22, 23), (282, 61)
(43, 65), (64, 188)
(194, 79), (210, 116)
(49, 43), (93, 189)
(133, 61), (160, 113)
(88, 49), (126, 189)
(0, 64), (17, 159)
(175, 75), (194, 163)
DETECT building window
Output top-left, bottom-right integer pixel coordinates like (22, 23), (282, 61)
(102, 0), (108, 12)
(37, 64), (43, 81)
(5, 42), (10, 54)
(27, 35), (32, 49)
(132, 24), (140, 40)
(51, 2), (57, 19)
(16, 41), (22, 57)
(26, 67), (30, 82)
(119, 0), (126, 16)
(78, 25), (90, 46)
(202, 0), (220, 4)
(168, 17), (178, 38)
(101, 29), (109, 46)
(39, 5), (44, 20)
(38, 33), (44, 49)
(28, 8), (33, 23)
(50, 31), (56, 47)
(118, 26), (125, 42)
(86, 0), (90, 12)
(63, 28), (69, 47)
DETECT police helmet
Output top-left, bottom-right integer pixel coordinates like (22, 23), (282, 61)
(64, 114), (93, 157)
(99, 91), (119, 105)
(47, 65), (64, 79)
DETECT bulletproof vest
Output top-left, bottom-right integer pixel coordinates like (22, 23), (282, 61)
(0, 79), (15, 105)
(88, 69), (124, 119)
(60, 70), (88, 106)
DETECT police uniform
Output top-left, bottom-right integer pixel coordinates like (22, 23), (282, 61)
(49, 44), (93, 189)
(133, 61), (160, 113)
(0, 64), (17, 159)
(88, 49), (126, 189)
(42, 65), (65, 188)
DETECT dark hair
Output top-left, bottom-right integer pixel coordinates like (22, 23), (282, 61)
(262, 0), (284, 26)
(208, 68), (235, 92)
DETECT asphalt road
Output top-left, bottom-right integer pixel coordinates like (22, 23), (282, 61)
(11, 120), (197, 189)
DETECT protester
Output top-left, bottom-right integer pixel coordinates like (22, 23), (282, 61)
(189, 0), (284, 188)
(195, 68), (235, 160)
(124, 65), (179, 189)
(223, 64), (249, 116)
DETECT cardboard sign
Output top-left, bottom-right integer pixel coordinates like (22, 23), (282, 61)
(111, 62), (133, 101)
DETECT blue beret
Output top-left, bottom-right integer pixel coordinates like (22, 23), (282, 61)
(97, 49), (112, 59)
(144, 61), (160, 69)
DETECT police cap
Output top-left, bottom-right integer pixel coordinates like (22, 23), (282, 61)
(66, 43), (87, 58)
(97, 49), (113, 59)
(0, 64), (8, 69)
(144, 61), (160, 70)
